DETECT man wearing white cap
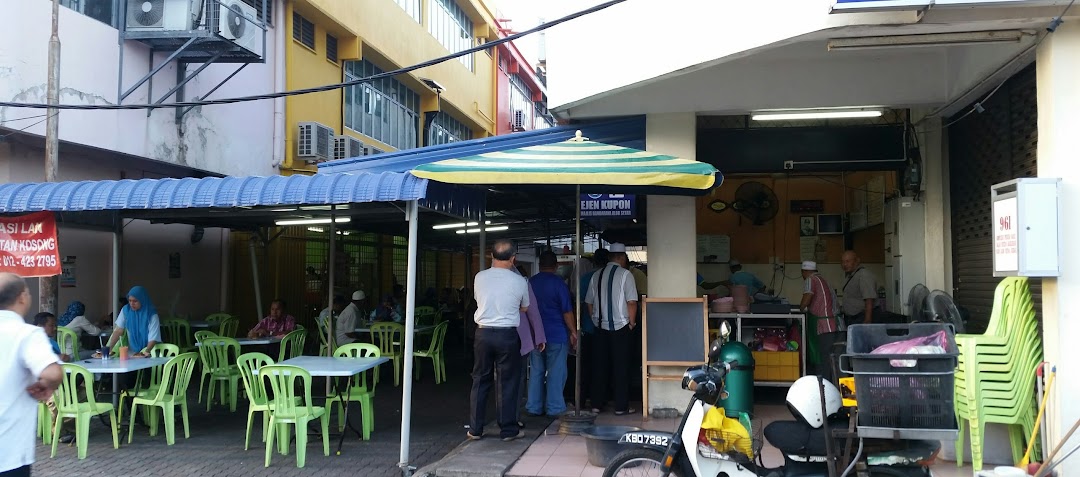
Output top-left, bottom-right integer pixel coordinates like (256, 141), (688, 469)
(799, 261), (841, 382)
(585, 243), (638, 415)
(333, 290), (365, 346)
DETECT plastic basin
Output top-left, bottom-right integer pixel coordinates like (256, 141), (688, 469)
(580, 425), (642, 467)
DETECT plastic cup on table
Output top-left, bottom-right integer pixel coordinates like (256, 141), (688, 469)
(99, 347), (110, 361)
(119, 346), (129, 361)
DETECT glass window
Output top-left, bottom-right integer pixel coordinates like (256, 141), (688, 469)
(293, 12), (315, 50)
(428, 0), (474, 71)
(508, 74), (535, 131)
(394, 0), (422, 23)
(326, 34), (338, 63)
(429, 113), (472, 146)
(344, 60), (420, 151)
(241, 0), (272, 25)
(62, 0), (116, 27)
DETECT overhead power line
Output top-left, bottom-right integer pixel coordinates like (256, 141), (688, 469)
(0, 0), (626, 112)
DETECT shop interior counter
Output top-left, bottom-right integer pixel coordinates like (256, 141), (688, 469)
(708, 312), (806, 387)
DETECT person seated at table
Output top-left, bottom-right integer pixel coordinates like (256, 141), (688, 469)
(247, 299), (296, 338)
(58, 300), (110, 338)
(34, 312), (70, 362)
(335, 294), (362, 345)
(370, 294), (403, 323)
(100, 285), (161, 359)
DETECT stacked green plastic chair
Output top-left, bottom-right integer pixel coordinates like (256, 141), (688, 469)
(954, 277), (1042, 471)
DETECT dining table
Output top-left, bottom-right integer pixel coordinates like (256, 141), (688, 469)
(72, 356), (172, 409)
(277, 355), (389, 454)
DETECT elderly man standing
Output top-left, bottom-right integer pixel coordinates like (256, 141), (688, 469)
(469, 239), (529, 442)
(799, 261), (841, 382)
(841, 250), (879, 326)
(586, 243), (638, 415)
(0, 273), (64, 477)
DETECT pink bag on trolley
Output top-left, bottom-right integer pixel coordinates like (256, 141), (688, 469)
(869, 330), (950, 367)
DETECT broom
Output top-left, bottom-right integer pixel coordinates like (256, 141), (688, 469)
(1020, 364), (1055, 467)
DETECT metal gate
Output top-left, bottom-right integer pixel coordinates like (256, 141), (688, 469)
(948, 65), (1040, 333)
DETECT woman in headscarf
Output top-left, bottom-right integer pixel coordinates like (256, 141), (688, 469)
(59, 300), (108, 338)
(103, 286), (162, 358)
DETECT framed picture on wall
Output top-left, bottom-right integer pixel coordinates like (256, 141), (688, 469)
(800, 216), (816, 237)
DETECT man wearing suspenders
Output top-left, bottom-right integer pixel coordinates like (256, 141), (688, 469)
(585, 243), (639, 415)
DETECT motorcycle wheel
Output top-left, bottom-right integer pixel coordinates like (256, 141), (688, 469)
(602, 448), (685, 477)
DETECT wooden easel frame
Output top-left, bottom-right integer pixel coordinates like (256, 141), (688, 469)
(641, 295), (709, 419)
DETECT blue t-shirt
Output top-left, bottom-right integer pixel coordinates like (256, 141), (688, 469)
(530, 272), (574, 345)
(730, 271), (765, 293)
(48, 337), (61, 355)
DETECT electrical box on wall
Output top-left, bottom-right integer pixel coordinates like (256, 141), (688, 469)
(991, 178), (1061, 278)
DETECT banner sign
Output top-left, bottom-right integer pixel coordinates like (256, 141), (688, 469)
(0, 212), (61, 277)
(580, 194), (636, 218)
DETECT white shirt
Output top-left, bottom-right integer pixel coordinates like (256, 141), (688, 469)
(473, 267), (529, 328)
(0, 310), (61, 472)
(65, 315), (102, 337)
(336, 303), (360, 345)
(586, 263), (639, 331)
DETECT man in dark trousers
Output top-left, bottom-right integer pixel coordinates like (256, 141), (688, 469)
(585, 243), (639, 415)
(468, 239), (529, 441)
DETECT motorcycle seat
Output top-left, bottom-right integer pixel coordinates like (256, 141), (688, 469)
(763, 418), (849, 458)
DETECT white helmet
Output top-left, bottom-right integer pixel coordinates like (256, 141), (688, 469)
(785, 376), (842, 429)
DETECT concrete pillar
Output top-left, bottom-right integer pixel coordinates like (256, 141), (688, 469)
(914, 114), (951, 292)
(1035, 21), (1080, 444)
(644, 113), (698, 413)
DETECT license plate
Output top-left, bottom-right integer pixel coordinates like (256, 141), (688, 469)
(621, 432), (670, 447)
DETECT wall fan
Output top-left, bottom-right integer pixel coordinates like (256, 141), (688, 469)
(731, 181), (779, 225)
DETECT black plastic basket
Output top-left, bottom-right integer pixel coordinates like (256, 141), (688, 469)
(840, 323), (959, 433)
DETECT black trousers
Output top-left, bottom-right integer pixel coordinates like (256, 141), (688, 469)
(591, 325), (632, 412)
(470, 327), (521, 439)
(0, 466), (30, 477)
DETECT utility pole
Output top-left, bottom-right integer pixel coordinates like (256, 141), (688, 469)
(40, 0), (61, 314)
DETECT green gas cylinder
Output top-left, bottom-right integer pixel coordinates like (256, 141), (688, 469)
(716, 341), (755, 416)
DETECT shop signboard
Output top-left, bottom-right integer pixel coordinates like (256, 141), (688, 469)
(991, 178), (1061, 277)
(992, 197), (1019, 274)
(580, 193), (636, 218)
(0, 212), (61, 277)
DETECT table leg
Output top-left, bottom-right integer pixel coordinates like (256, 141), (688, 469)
(333, 375), (363, 455)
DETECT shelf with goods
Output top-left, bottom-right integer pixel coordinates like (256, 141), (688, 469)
(709, 313), (806, 387)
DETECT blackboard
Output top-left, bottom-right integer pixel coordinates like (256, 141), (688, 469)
(643, 297), (708, 365)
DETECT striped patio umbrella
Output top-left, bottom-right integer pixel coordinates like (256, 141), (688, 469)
(410, 130), (721, 419)
(410, 130), (719, 190)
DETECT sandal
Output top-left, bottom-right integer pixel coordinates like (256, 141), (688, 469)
(614, 408), (637, 416)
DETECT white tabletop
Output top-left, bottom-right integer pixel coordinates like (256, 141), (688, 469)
(278, 356), (389, 377)
(71, 357), (171, 374)
(196, 337), (281, 347)
(188, 321), (215, 329)
(354, 324), (436, 334)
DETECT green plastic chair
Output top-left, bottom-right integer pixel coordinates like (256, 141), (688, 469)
(414, 322), (449, 384)
(51, 363), (119, 459)
(194, 330), (219, 403)
(316, 318), (332, 356)
(39, 401), (52, 445)
(218, 316), (240, 338)
(327, 343), (380, 438)
(118, 344), (181, 424)
(199, 336), (242, 411)
(127, 352), (198, 445)
(56, 326), (80, 359)
(260, 365), (330, 468)
(205, 312), (232, 323)
(236, 352), (277, 450)
(370, 322), (404, 386)
(162, 319), (195, 352)
(278, 328), (307, 363)
(414, 306), (437, 326)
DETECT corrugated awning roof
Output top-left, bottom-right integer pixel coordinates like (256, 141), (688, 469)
(317, 116), (645, 174)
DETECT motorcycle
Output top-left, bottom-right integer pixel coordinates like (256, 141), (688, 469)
(603, 323), (940, 477)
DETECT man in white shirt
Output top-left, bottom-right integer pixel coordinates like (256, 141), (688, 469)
(0, 273), (64, 477)
(335, 294), (362, 348)
(585, 243), (639, 415)
(469, 239), (529, 442)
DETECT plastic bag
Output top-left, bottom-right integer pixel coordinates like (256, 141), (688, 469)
(699, 406), (752, 458)
(869, 330), (949, 367)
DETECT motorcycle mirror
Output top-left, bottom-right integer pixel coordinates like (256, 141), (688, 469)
(720, 320), (731, 339)
(708, 339), (723, 361)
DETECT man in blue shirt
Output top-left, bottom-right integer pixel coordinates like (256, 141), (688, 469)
(723, 259), (765, 294)
(528, 251), (577, 417)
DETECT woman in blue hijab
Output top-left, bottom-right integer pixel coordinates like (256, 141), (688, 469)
(58, 301), (84, 327)
(103, 286), (162, 357)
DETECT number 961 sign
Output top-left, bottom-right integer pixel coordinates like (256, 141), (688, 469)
(0, 212), (61, 277)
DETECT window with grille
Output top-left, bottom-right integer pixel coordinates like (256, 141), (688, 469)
(344, 60), (420, 151)
(428, 0), (474, 71)
(394, 0), (423, 23)
(429, 112), (472, 146)
(242, 0), (272, 24)
(61, 0), (115, 27)
(293, 13), (315, 50)
(326, 34), (338, 63)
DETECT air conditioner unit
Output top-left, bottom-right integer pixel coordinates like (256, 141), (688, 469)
(213, 0), (261, 55)
(512, 110), (526, 132)
(126, 0), (202, 31)
(297, 122), (334, 163)
(334, 135), (365, 161)
(364, 146), (384, 156)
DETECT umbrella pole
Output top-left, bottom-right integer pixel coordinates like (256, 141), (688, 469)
(574, 185), (582, 414)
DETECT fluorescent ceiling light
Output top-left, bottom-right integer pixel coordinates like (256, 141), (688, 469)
(307, 226), (325, 233)
(433, 220), (492, 230)
(456, 225), (509, 234)
(751, 109), (883, 121)
(827, 31), (1026, 51)
(275, 217), (351, 226)
(270, 208), (297, 212)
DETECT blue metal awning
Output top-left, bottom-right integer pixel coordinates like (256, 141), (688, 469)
(0, 172), (483, 221)
(318, 116), (646, 174)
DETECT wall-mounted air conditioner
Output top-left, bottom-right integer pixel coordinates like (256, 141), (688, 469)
(364, 145), (384, 156)
(334, 135), (365, 161)
(126, 0), (202, 31)
(512, 110), (526, 132)
(297, 122), (334, 163)
(213, 0), (261, 54)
